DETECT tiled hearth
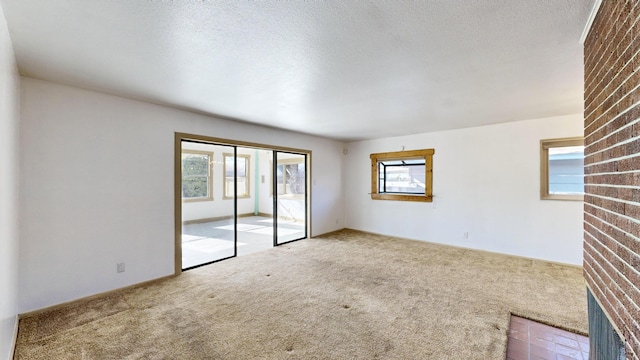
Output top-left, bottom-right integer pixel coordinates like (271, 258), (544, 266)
(506, 315), (589, 360)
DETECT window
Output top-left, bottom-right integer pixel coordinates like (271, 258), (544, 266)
(182, 151), (213, 202)
(223, 153), (250, 199)
(370, 149), (434, 202)
(540, 137), (584, 201)
(276, 160), (306, 196)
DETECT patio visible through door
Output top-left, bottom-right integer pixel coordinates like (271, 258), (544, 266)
(175, 134), (309, 272)
(274, 151), (307, 245)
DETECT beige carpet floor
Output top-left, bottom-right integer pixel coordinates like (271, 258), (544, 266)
(14, 230), (588, 359)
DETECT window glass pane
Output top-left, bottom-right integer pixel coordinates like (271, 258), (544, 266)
(409, 166), (426, 193)
(297, 164), (305, 194)
(182, 153), (210, 199)
(378, 162), (385, 193)
(381, 164), (426, 194)
(548, 146), (584, 195)
(224, 155), (249, 197)
(225, 156), (234, 177)
(275, 152), (307, 244)
(381, 160), (404, 166)
(276, 164), (284, 194)
(380, 159), (425, 166)
(237, 178), (248, 196)
(236, 157), (247, 177)
(285, 163), (305, 194)
(224, 177), (234, 197)
(182, 154), (209, 176)
(183, 177), (208, 198)
(378, 158), (426, 194)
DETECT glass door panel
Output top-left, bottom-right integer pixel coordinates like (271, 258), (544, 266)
(274, 152), (307, 245)
(181, 141), (236, 270)
(235, 148), (275, 256)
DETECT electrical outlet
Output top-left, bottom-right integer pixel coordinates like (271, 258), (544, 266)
(117, 262), (125, 273)
(336, 218), (339, 224)
(463, 232), (469, 239)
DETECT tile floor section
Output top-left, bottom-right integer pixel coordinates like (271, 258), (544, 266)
(182, 215), (305, 269)
(506, 315), (589, 360)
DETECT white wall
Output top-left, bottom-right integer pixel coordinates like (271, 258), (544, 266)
(345, 114), (584, 265)
(19, 77), (345, 313)
(0, 3), (20, 358)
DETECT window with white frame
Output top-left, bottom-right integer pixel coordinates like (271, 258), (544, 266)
(223, 153), (250, 199)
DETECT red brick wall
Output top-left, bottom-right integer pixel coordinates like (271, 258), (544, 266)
(584, 1), (640, 359)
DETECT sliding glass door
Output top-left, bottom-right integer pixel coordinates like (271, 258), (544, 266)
(181, 141), (237, 269)
(274, 151), (307, 245)
(177, 134), (309, 272)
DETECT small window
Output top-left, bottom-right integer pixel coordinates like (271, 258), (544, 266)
(540, 137), (584, 201)
(370, 149), (434, 202)
(182, 151), (213, 202)
(223, 153), (250, 199)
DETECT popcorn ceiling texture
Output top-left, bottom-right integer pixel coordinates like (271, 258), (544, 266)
(1, 1), (592, 140)
(15, 230), (587, 359)
(583, 1), (640, 359)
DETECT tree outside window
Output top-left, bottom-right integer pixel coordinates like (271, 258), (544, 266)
(182, 151), (213, 201)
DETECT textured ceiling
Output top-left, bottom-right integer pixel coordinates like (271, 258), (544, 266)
(2, 1), (594, 141)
